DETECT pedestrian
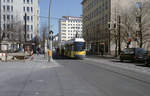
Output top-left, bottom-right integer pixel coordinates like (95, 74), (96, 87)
(37, 47), (40, 55)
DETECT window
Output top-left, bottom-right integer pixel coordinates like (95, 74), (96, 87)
(7, 24), (10, 29)
(23, 7), (25, 12)
(3, 15), (6, 21)
(11, 15), (13, 20)
(3, 24), (6, 30)
(31, 7), (33, 12)
(31, 16), (33, 21)
(31, 34), (33, 39)
(27, 0), (29, 3)
(3, 0), (5, 2)
(31, 25), (33, 30)
(31, 0), (33, 3)
(11, 6), (13, 12)
(27, 16), (30, 21)
(11, 0), (13, 2)
(7, 6), (10, 11)
(27, 7), (29, 12)
(7, 0), (10, 2)
(27, 25), (30, 31)
(23, 0), (25, 3)
(7, 15), (10, 20)
(3, 6), (5, 11)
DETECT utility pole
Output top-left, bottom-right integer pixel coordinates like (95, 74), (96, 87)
(48, 0), (53, 62)
(24, 13), (27, 43)
(118, 15), (121, 55)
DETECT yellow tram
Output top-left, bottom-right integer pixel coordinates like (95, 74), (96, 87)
(59, 38), (86, 59)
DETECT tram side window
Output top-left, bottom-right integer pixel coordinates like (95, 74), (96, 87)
(74, 42), (85, 51)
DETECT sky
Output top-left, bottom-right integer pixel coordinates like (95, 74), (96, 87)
(40, 0), (83, 35)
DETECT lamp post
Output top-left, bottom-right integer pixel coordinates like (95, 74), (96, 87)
(48, 0), (53, 62)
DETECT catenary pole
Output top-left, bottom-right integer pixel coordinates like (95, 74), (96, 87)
(48, 0), (53, 62)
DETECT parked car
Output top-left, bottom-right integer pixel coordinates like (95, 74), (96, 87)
(144, 55), (150, 66)
(120, 48), (147, 62)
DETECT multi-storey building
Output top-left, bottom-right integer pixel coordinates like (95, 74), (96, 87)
(0, 0), (40, 42)
(59, 16), (82, 43)
(81, 0), (147, 55)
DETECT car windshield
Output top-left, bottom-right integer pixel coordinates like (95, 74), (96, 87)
(74, 42), (85, 51)
(136, 48), (147, 54)
(123, 48), (134, 54)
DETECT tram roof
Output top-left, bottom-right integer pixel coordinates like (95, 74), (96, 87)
(73, 38), (85, 42)
(61, 38), (85, 45)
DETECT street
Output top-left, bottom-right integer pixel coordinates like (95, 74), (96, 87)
(0, 55), (150, 96)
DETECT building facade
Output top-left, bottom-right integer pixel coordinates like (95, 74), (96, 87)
(0, 0), (40, 42)
(81, 0), (148, 55)
(82, 0), (111, 55)
(58, 16), (82, 43)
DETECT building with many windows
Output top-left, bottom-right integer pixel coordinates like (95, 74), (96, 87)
(58, 16), (82, 43)
(81, 0), (149, 55)
(0, 0), (40, 43)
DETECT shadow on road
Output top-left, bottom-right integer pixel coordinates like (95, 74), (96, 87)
(53, 54), (75, 60)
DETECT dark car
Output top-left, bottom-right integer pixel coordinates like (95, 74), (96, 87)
(120, 48), (147, 62)
(144, 55), (150, 66)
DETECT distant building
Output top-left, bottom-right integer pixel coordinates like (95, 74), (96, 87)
(0, 0), (40, 51)
(58, 16), (82, 43)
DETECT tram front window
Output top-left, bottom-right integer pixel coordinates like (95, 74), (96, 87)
(74, 42), (85, 51)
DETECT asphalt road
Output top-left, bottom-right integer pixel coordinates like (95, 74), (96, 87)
(0, 55), (150, 96)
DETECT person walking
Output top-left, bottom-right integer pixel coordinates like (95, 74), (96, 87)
(37, 47), (40, 55)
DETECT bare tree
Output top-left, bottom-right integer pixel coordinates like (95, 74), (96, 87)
(110, 0), (150, 50)
(120, 0), (150, 48)
(42, 25), (47, 48)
